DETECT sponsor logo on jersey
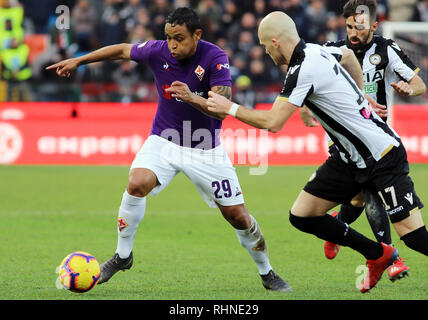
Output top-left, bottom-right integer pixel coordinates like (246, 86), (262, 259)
(162, 84), (172, 100)
(118, 217), (129, 232)
(404, 192), (413, 205)
(364, 70), (384, 83)
(387, 205), (404, 216)
(163, 62), (170, 72)
(216, 63), (230, 70)
(361, 105), (373, 119)
(364, 83), (378, 94)
(194, 65), (205, 81)
(369, 54), (381, 65)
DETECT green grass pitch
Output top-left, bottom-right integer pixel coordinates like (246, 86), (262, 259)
(1, 164), (427, 300)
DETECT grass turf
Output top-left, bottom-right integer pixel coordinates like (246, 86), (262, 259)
(0, 165), (427, 300)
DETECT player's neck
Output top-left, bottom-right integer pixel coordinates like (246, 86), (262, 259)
(283, 37), (301, 65)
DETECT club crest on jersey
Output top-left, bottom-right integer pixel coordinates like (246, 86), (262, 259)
(195, 65), (205, 81)
(369, 54), (381, 65)
(118, 217), (129, 232)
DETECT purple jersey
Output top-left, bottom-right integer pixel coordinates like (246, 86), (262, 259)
(130, 40), (232, 149)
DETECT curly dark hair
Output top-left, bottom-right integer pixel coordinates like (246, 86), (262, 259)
(165, 7), (203, 34)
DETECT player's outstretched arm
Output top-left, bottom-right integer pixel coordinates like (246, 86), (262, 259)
(391, 74), (426, 97)
(46, 43), (133, 77)
(165, 81), (231, 120)
(207, 91), (297, 132)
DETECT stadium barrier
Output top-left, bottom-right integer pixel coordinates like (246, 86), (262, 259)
(0, 102), (427, 165)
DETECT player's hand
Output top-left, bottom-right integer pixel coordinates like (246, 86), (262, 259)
(207, 91), (233, 117)
(45, 58), (80, 77)
(365, 94), (388, 118)
(299, 106), (318, 127)
(165, 81), (193, 103)
(391, 81), (413, 96)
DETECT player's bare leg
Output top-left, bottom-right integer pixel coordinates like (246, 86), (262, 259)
(98, 168), (158, 284)
(217, 203), (292, 292)
(290, 191), (398, 293)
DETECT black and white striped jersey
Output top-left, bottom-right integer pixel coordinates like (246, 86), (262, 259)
(325, 36), (419, 114)
(277, 40), (400, 169)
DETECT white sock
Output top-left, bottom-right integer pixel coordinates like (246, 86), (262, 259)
(115, 190), (146, 259)
(235, 215), (272, 275)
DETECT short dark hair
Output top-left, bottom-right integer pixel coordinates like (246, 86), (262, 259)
(165, 7), (202, 34)
(343, 0), (377, 23)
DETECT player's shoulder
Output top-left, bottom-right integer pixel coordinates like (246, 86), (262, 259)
(373, 35), (398, 49)
(199, 40), (227, 56)
(324, 39), (346, 48)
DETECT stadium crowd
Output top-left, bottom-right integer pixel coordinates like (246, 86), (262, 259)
(0, 0), (427, 103)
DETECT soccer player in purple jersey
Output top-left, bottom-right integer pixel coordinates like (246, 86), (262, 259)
(46, 7), (291, 292)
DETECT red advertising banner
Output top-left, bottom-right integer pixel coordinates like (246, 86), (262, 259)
(0, 102), (427, 165)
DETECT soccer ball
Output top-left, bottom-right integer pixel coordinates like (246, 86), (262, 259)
(58, 251), (101, 293)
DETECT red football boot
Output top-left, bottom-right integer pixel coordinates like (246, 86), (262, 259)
(387, 257), (410, 282)
(324, 211), (340, 259)
(360, 243), (398, 293)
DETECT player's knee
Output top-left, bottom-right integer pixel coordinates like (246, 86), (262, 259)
(127, 176), (152, 197)
(221, 204), (251, 229)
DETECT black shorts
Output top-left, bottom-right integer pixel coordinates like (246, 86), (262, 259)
(304, 145), (424, 223)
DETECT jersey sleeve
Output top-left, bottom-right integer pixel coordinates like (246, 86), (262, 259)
(322, 46), (343, 62)
(130, 40), (158, 63)
(278, 64), (313, 107)
(208, 50), (232, 88)
(387, 40), (418, 82)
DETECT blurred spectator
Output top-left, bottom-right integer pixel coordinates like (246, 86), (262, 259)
(1, 37), (32, 100)
(128, 23), (153, 44)
(388, 0), (418, 21)
(254, 0), (269, 24)
(412, 0), (428, 21)
(325, 13), (340, 43)
(281, 0), (309, 41)
(148, 0), (173, 39)
(230, 53), (247, 81)
(0, 0), (24, 50)
(326, 0), (348, 15)
(5, 0), (427, 103)
(221, 1), (240, 33)
(234, 75), (255, 109)
(305, 0), (329, 43)
(376, 0), (389, 21)
(112, 60), (139, 103)
(236, 30), (255, 57)
(122, 0), (147, 33)
(227, 12), (257, 45)
(20, 0), (57, 34)
(72, 0), (98, 52)
(248, 59), (269, 85)
(99, 0), (129, 47)
(197, 0), (222, 42)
